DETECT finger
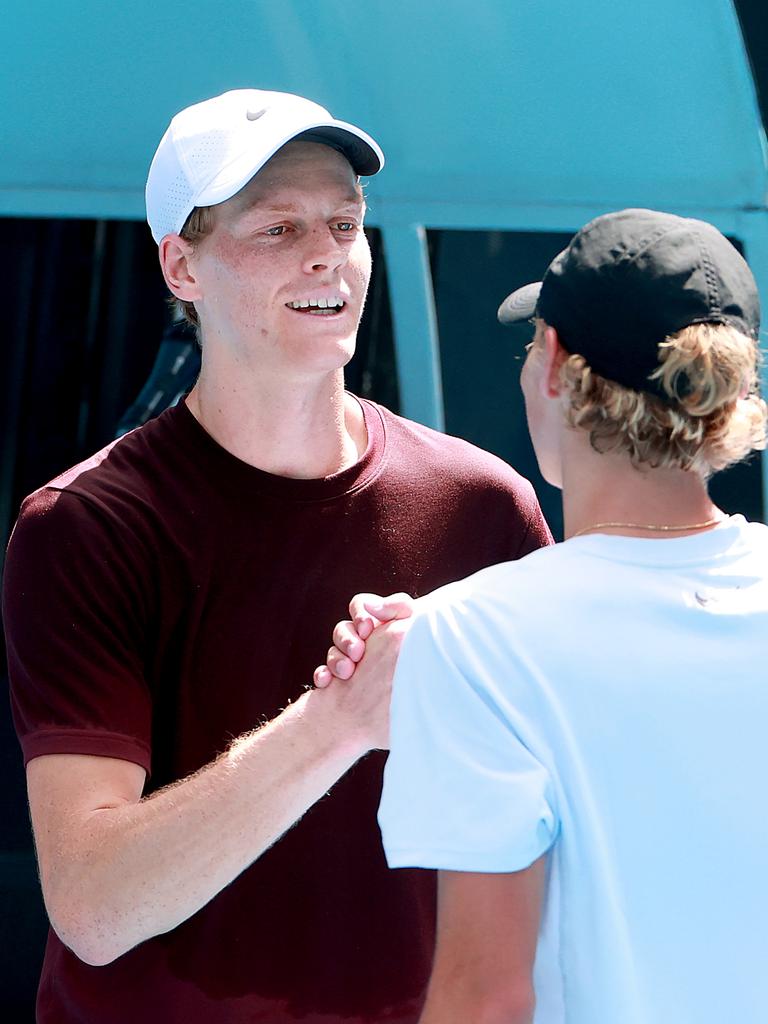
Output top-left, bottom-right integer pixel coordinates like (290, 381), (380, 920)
(363, 592), (415, 622)
(326, 645), (356, 681)
(348, 593), (384, 639)
(313, 665), (333, 688)
(332, 620), (366, 662)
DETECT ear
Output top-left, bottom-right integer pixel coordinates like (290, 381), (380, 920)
(540, 325), (569, 398)
(158, 234), (202, 302)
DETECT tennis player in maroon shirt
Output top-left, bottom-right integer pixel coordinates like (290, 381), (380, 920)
(4, 89), (550, 1023)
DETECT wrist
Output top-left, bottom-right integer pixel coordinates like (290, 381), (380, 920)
(299, 685), (374, 764)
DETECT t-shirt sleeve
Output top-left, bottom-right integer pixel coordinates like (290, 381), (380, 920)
(516, 490), (554, 558)
(3, 487), (154, 773)
(378, 595), (559, 872)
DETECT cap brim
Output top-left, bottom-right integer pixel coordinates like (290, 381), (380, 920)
(296, 123), (383, 177)
(497, 282), (542, 325)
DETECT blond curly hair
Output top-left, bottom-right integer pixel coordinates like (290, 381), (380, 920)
(557, 322), (767, 476)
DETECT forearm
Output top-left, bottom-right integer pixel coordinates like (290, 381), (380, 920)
(44, 687), (363, 965)
(416, 866), (543, 1024)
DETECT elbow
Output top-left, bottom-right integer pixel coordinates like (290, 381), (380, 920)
(46, 892), (133, 967)
(65, 939), (120, 969)
(51, 912), (123, 967)
(424, 981), (535, 1024)
(475, 985), (535, 1024)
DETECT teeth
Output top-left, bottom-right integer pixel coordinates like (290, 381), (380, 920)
(287, 297), (345, 310)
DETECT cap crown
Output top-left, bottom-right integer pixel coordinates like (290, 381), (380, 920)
(538, 209), (760, 394)
(145, 89), (383, 243)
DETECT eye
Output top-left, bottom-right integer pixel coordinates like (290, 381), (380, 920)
(334, 221), (356, 233)
(265, 225), (287, 236)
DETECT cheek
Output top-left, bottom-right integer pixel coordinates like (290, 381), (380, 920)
(522, 391), (541, 441)
(520, 355), (538, 409)
(210, 236), (268, 282)
(349, 234), (372, 290)
(207, 241), (281, 314)
(520, 355), (549, 444)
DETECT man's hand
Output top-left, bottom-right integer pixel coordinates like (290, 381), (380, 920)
(314, 592), (414, 688)
(328, 616), (413, 750)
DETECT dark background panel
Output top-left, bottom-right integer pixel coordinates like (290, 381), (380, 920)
(734, 0), (768, 128)
(430, 229), (571, 540)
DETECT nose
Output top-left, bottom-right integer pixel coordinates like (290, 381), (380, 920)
(301, 225), (346, 275)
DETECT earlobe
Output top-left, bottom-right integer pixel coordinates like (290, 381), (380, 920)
(159, 235), (201, 302)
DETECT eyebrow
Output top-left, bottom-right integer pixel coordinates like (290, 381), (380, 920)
(244, 190), (365, 215)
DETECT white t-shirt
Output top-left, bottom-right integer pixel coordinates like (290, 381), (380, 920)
(379, 515), (768, 1023)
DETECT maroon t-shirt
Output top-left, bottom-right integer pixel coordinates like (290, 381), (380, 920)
(4, 397), (551, 1023)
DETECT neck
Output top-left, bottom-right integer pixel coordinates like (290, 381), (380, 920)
(560, 435), (721, 540)
(186, 366), (366, 479)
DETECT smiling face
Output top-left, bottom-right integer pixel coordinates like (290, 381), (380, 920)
(184, 141), (372, 379)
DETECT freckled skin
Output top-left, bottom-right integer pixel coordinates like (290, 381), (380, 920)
(187, 142), (372, 381)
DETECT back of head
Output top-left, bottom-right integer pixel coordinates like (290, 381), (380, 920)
(559, 320), (766, 475)
(499, 208), (767, 476)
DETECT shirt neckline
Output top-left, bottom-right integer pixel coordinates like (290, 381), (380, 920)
(565, 514), (760, 566)
(168, 395), (387, 503)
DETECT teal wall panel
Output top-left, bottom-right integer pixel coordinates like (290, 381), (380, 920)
(2, 0), (765, 221)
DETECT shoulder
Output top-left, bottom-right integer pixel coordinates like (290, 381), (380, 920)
(3, 417), (196, 638)
(362, 400), (553, 559)
(8, 409), (190, 569)
(368, 400), (512, 476)
(370, 400), (532, 489)
(413, 541), (581, 637)
(362, 400), (553, 558)
(16, 406), (188, 527)
(742, 518), (768, 554)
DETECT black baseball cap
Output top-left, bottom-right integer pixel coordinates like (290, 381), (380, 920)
(497, 208), (760, 399)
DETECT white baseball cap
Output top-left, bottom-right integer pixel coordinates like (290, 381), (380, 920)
(145, 89), (385, 244)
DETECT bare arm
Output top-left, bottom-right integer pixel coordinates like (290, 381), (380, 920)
(419, 861), (546, 1024)
(27, 671), (386, 967)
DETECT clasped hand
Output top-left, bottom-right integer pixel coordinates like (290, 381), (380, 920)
(312, 592), (414, 750)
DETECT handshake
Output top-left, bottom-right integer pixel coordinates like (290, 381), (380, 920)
(310, 592), (415, 750)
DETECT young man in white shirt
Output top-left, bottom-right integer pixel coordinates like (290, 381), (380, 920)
(317, 208), (768, 1024)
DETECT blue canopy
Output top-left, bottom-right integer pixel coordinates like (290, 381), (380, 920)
(3, 0), (766, 501)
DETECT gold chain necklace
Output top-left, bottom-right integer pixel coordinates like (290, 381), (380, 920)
(572, 516), (722, 539)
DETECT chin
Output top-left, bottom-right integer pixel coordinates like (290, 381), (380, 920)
(298, 338), (358, 376)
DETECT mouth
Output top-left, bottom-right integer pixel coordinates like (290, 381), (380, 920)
(285, 296), (347, 316)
